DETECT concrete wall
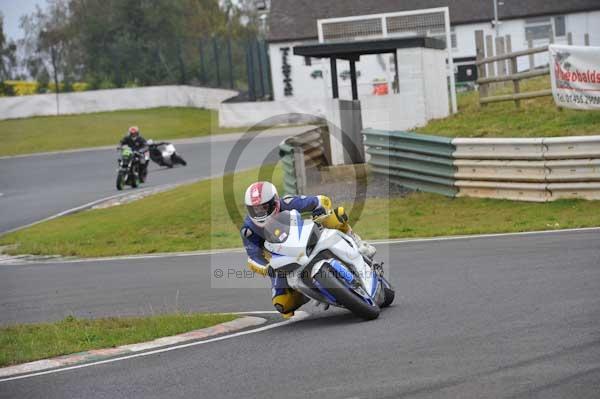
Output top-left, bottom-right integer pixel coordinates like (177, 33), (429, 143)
(219, 98), (327, 127)
(0, 86), (237, 120)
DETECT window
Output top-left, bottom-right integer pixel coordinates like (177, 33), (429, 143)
(525, 15), (565, 41)
(554, 16), (566, 37)
(430, 26), (457, 49)
(451, 27), (457, 49)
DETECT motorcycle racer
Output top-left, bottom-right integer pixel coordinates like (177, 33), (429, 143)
(119, 126), (149, 182)
(240, 181), (376, 318)
(120, 126), (147, 151)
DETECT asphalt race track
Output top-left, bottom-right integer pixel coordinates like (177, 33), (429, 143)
(1, 229), (599, 398)
(0, 127), (303, 233)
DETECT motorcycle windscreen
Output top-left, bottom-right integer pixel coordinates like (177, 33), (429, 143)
(263, 210), (292, 244)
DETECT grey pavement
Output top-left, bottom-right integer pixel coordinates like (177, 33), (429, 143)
(0, 127), (307, 233)
(1, 229), (599, 398)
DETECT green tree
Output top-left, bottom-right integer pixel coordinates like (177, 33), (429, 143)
(22, 0), (262, 89)
(0, 13), (18, 82)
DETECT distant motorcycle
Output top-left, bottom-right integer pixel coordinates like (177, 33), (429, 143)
(116, 146), (148, 190)
(148, 140), (187, 168)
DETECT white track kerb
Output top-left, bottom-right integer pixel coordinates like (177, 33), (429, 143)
(0, 311), (310, 383)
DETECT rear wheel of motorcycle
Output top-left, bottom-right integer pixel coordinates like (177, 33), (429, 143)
(131, 173), (138, 188)
(116, 172), (125, 190)
(315, 263), (380, 320)
(173, 154), (187, 166)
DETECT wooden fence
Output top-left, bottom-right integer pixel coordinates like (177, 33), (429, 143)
(474, 31), (592, 107)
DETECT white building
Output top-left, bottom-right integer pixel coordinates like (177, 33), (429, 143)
(266, 0), (600, 102)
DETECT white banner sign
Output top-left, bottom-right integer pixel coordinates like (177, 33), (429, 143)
(549, 44), (600, 110)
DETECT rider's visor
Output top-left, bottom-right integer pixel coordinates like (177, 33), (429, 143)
(247, 197), (278, 221)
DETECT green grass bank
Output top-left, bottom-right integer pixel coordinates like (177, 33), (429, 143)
(2, 165), (599, 258)
(0, 313), (238, 367)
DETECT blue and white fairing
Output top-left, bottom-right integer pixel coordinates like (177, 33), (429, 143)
(263, 210), (381, 307)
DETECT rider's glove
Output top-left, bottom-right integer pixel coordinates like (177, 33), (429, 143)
(333, 207), (348, 224)
(312, 195), (333, 219)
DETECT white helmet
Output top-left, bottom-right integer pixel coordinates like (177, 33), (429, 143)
(244, 181), (280, 226)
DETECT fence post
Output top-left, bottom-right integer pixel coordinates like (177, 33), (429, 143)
(199, 40), (207, 84)
(226, 37), (234, 89)
(475, 30), (487, 104)
(264, 42), (273, 99)
(246, 41), (256, 101)
(527, 39), (534, 70)
(505, 35), (520, 108)
(213, 37), (221, 87)
(255, 40), (265, 99)
(177, 39), (187, 84)
(485, 35), (495, 80)
(567, 32), (573, 45)
(495, 36), (507, 78)
(585, 33), (590, 46)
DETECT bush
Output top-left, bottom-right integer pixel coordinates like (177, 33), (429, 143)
(0, 81), (16, 96)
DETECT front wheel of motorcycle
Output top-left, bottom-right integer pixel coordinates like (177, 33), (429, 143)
(116, 172), (125, 191)
(381, 286), (395, 308)
(314, 263), (380, 321)
(131, 172), (139, 188)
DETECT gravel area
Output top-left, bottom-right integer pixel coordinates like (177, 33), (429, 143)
(305, 173), (412, 204)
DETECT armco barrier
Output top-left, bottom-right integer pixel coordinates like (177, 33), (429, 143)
(453, 135), (600, 201)
(363, 129), (457, 197)
(453, 138), (544, 160)
(543, 136), (600, 159)
(279, 126), (329, 195)
(363, 129), (600, 202)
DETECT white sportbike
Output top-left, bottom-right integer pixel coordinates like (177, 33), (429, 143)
(264, 210), (395, 320)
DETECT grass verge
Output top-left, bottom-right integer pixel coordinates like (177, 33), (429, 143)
(0, 165), (282, 257)
(0, 107), (244, 157)
(0, 313), (238, 367)
(350, 193), (600, 239)
(2, 164), (600, 258)
(416, 77), (600, 138)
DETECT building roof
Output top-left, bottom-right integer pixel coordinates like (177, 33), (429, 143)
(268, 0), (600, 42)
(294, 36), (445, 60)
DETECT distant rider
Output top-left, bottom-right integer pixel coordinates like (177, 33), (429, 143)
(240, 181), (376, 318)
(119, 126), (149, 182)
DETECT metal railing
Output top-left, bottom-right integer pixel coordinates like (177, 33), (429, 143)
(279, 126), (330, 195)
(363, 128), (600, 202)
(363, 129), (457, 197)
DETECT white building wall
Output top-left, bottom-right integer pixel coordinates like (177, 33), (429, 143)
(269, 42), (397, 102)
(268, 10), (600, 101)
(269, 42), (329, 102)
(452, 10), (600, 72)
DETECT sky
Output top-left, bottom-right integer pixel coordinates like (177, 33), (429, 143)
(1, 0), (43, 41)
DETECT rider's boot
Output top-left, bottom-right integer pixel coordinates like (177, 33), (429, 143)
(348, 230), (376, 260)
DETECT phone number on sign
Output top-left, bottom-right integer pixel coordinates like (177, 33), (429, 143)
(556, 92), (600, 106)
